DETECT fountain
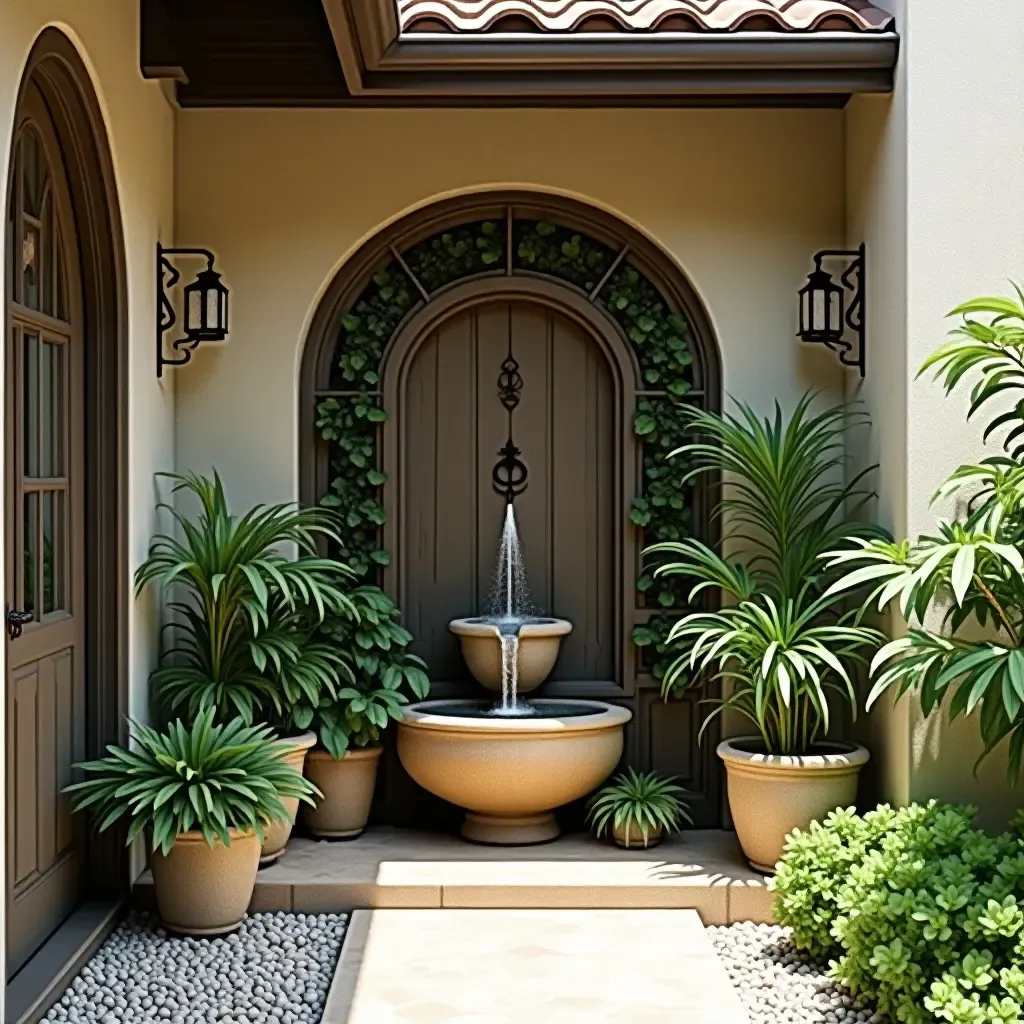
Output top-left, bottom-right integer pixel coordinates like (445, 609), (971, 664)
(398, 502), (630, 845)
(448, 503), (573, 708)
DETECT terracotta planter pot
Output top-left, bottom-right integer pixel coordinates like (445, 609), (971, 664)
(398, 699), (631, 845)
(302, 746), (382, 839)
(150, 828), (260, 936)
(611, 821), (663, 849)
(718, 738), (870, 874)
(260, 730), (317, 867)
(448, 618), (572, 693)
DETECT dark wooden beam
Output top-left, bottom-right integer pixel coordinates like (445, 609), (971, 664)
(139, 0), (188, 82)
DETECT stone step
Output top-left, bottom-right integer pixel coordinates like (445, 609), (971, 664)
(322, 908), (750, 1023)
(134, 827), (773, 925)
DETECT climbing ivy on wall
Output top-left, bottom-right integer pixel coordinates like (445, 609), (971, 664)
(316, 217), (702, 675)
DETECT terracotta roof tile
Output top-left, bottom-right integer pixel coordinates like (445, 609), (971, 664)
(398, 0), (894, 34)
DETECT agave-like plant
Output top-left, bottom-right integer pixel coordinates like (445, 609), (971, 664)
(65, 709), (318, 854)
(826, 290), (1024, 779)
(135, 471), (359, 729)
(648, 395), (887, 755)
(587, 769), (691, 848)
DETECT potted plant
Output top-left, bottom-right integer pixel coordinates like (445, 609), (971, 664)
(66, 710), (316, 935)
(826, 291), (1024, 783)
(587, 769), (691, 848)
(301, 585), (430, 838)
(648, 396), (886, 872)
(134, 471), (358, 865)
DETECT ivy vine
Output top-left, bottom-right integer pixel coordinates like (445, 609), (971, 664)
(317, 216), (701, 677)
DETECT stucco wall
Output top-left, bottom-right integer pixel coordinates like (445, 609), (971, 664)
(0, 0), (176, 899)
(174, 107), (846, 514)
(847, 0), (1024, 829)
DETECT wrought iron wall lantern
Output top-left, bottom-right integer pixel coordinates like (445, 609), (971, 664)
(798, 243), (866, 377)
(157, 244), (229, 377)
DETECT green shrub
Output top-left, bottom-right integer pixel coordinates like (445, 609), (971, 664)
(773, 802), (1024, 1024)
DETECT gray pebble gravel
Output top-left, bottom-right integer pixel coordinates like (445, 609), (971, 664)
(709, 922), (886, 1024)
(42, 911), (348, 1024)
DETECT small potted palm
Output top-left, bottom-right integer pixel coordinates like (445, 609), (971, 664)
(66, 710), (316, 935)
(587, 769), (691, 849)
(135, 471), (358, 865)
(302, 586), (430, 839)
(645, 396), (886, 872)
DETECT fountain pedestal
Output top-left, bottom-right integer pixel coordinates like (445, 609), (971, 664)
(397, 700), (632, 845)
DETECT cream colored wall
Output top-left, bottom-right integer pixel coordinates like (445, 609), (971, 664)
(0, 0), (176, 905)
(847, 0), (1024, 829)
(174, 108), (846, 515)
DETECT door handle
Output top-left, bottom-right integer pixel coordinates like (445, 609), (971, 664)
(6, 607), (33, 641)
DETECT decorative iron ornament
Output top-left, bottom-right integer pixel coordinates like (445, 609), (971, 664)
(492, 338), (529, 502)
(797, 244), (866, 378)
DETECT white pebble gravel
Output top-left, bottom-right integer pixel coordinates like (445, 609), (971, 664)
(709, 922), (886, 1024)
(42, 911), (348, 1024)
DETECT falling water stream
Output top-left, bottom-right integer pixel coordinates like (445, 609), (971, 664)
(487, 503), (533, 716)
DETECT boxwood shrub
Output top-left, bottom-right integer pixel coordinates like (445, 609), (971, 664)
(772, 802), (1024, 1024)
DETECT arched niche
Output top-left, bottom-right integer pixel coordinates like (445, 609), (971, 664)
(299, 192), (725, 826)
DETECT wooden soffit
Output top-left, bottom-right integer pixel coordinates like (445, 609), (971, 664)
(141, 0), (898, 107)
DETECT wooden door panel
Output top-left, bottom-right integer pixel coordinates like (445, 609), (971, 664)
(6, 84), (86, 977)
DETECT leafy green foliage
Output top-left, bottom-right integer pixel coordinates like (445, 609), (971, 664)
(773, 802), (1024, 1024)
(514, 219), (616, 292)
(302, 586), (430, 758)
(66, 709), (318, 855)
(650, 396), (887, 754)
(586, 768), (691, 847)
(316, 395), (390, 576)
(135, 471), (358, 731)
(403, 220), (504, 292)
(827, 291), (1024, 780)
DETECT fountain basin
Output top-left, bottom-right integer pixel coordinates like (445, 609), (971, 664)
(397, 698), (631, 845)
(448, 617), (572, 693)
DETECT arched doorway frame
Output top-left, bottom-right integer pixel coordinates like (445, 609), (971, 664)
(298, 191), (724, 826)
(4, 26), (128, 1015)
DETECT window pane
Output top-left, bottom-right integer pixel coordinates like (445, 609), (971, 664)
(21, 218), (40, 310)
(40, 341), (64, 478)
(42, 490), (65, 614)
(20, 130), (43, 218)
(54, 228), (67, 322)
(23, 333), (39, 478)
(42, 192), (53, 316)
(23, 492), (38, 618)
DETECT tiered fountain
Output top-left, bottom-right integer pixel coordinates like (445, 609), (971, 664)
(397, 340), (630, 845)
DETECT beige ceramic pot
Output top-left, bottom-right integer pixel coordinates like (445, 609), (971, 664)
(718, 738), (870, 873)
(260, 730), (317, 867)
(612, 821), (663, 849)
(303, 746), (382, 839)
(448, 618), (572, 693)
(150, 828), (260, 936)
(398, 699), (631, 845)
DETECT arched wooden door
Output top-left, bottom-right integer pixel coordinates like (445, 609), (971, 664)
(389, 297), (623, 688)
(5, 82), (87, 976)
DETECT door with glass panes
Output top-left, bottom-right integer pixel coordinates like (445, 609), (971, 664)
(5, 81), (86, 976)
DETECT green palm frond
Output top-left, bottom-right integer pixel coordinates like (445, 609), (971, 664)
(587, 769), (692, 847)
(829, 288), (1024, 781)
(65, 708), (319, 855)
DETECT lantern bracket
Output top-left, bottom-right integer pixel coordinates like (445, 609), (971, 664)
(798, 244), (866, 378)
(157, 244), (230, 378)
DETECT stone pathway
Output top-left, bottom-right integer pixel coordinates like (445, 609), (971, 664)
(322, 908), (749, 1023)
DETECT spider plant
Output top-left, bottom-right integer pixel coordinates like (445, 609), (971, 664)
(65, 708), (318, 854)
(826, 290), (1024, 780)
(587, 769), (691, 848)
(135, 471), (359, 730)
(648, 395), (887, 755)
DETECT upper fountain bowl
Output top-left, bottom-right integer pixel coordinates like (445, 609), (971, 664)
(449, 617), (572, 693)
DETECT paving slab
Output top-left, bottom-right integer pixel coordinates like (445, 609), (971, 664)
(133, 827), (772, 923)
(323, 908), (750, 1024)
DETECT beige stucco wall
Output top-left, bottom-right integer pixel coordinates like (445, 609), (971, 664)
(0, 0), (176, 912)
(847, 0), (1024, 829)
(174, 107), (846, 515)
